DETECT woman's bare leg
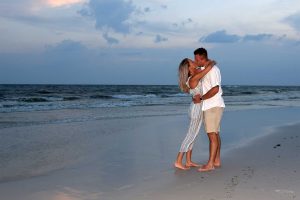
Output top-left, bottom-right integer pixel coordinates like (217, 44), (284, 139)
(174, 152), (190, 170)
(186, 149), (201, 167)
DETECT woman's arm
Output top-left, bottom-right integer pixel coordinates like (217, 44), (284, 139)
(190, 60), (216, 83)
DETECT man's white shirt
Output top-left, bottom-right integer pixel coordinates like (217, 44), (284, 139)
(201, 65), (225, 111)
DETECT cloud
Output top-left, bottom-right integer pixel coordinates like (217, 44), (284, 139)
(144, 7), (151, 13)
(243, 34), (273, 41)
(46, 0), (84, 7)
(102, 33), (119, 45)
(171, 18), (194, 29)
(200, 30), (241, 43)
(78, 0), (135, 34)
(161, 5), (167, 9)
(45, 39), (86, 52)
(200, 30), (276, 43)
(284, 11), (300, 31)
(154, 34), (168, 43)
(182, 18), (193, 26)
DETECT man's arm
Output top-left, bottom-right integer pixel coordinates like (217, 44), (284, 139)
(193, 86), (219, 103)
(192, 64), (222, 104)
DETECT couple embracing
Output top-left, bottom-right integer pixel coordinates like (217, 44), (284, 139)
(174, 47), (225, 172)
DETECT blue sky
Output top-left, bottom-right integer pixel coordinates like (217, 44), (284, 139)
(0, 0), (300, 85)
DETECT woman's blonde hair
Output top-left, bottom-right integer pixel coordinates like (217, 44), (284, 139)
(178, 58), (190, 93)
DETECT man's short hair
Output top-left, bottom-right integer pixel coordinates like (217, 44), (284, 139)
(194, 48), (208, 58)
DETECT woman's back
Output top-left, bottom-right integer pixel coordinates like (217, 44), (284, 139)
(186, 77), (203, 97)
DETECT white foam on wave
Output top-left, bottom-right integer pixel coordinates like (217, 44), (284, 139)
(112, 94), (157, 99)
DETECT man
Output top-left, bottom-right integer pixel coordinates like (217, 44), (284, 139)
(193, 47), (225, 172)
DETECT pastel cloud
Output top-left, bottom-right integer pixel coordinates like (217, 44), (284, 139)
(284, 11), (300, 32)
(47, 0), (85, 7)
(78, 0), (136, 34)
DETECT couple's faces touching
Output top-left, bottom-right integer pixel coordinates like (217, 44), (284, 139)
(188, 54), (208, 76)
(188, 59), (197, 76)
(194, 54), (207, 66)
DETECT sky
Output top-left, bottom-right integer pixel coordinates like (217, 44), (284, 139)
(0, 0), (300, 85)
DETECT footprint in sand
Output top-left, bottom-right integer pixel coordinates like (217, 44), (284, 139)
(224, 166), (254, 199)
(273, 144), (281, 149)
(275, 189), (296, 199)
(224, 175), (239, 199)
(241, 166), (254, 180)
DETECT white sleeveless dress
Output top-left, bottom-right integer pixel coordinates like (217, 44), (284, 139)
(179, 76), (204, 152)
(186, 76), (203, 97)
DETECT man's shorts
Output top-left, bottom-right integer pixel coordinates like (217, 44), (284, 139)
(203, 107), (224, 133)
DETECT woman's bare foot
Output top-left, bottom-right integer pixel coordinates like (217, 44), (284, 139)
(174, 162), (190, 170)
(197, 164), (215, 172)
(214, 160), (221, 168)
(214, 164), (221, 168)
(186, 161), (201, 167)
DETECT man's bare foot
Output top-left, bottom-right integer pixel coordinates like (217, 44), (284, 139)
(197, 164), (215, 172)
(174, 162), (190, 170)
(186, 161), (201, 167)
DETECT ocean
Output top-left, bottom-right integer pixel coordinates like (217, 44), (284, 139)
(1, 84), (300, 113)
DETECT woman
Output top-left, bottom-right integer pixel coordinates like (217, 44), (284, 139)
(174, 58), (216, 170)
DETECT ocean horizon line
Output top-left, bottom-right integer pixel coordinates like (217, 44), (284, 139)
(1, 83), (300, 87)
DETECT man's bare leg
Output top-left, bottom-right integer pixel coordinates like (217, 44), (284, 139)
(174, 152), (190, 170)
(186, 149), (201, 167)
(198, 132), (218, 172)
(214, 133), (221, 167)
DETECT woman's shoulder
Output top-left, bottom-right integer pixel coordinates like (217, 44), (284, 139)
(187, 76), (199, 89)
(186, 76), (192, 88)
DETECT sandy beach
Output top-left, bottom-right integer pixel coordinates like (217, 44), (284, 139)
(0, 105), (300, 200)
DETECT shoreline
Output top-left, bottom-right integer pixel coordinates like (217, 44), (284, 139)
(1, 104), (300, 129)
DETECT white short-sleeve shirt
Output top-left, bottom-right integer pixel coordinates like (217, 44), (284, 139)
(201, 65), (225, 111)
